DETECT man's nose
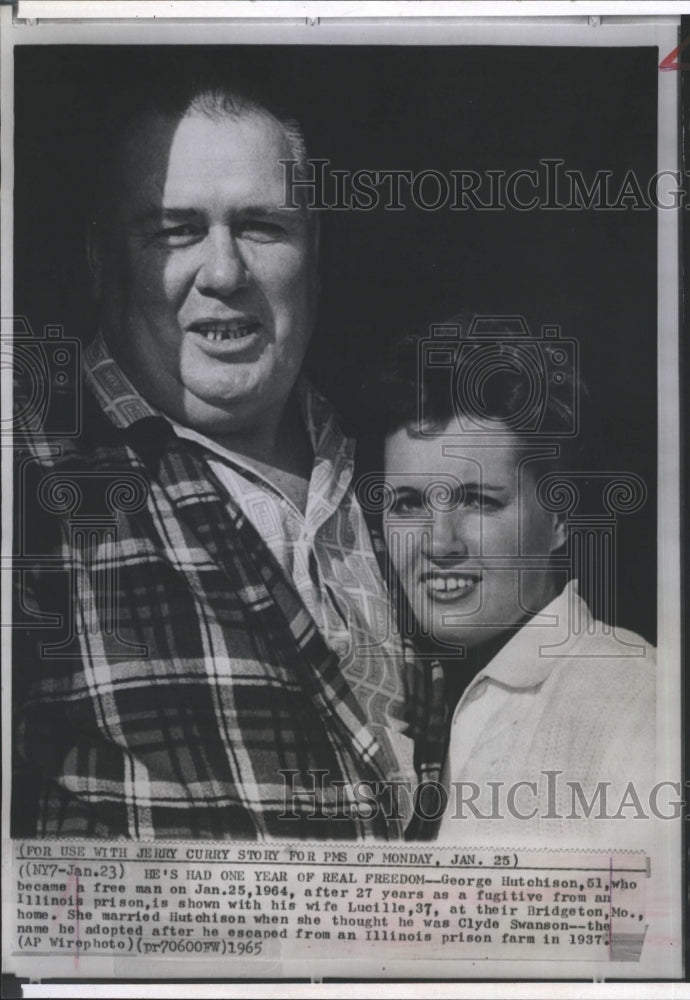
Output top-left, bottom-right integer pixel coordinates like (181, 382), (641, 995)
(424, 511), (469, 561)
(195, 227), (249, 297)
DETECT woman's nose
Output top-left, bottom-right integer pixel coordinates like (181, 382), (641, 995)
(424, 511), (469, 561)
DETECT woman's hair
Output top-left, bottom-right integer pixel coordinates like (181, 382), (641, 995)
(362, 312), (585, 470)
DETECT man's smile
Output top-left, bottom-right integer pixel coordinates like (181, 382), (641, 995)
(188, 317), (262, 342)
(185, 316), (265, 357)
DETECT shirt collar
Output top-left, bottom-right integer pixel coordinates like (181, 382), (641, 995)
(475, 580), (592, 690)
(85, 332), (159, 428)
(84, 331), (354, 484)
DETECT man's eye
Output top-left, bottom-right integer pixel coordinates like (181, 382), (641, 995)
(154, 224), (202, 245)
(239, 221), (286, 243)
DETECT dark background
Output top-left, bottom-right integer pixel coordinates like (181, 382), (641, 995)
(14, 44), (658, 643)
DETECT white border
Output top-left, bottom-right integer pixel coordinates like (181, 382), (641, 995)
(11, 1), (690, 20)
(18, 985), (690, 999)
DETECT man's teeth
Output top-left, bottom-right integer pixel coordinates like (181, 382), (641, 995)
(427, 575), (477, 593)
(197, 323), (256, 341)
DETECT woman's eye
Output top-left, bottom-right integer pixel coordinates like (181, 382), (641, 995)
(462, 491), (503, 512)
(389, 492), (425, 517)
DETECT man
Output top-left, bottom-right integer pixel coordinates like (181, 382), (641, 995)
(12, 81), (432, 839)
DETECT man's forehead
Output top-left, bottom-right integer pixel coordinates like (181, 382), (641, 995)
(116, 107), (290, 184)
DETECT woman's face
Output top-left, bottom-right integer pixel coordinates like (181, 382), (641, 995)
(383, 419), (566, 650)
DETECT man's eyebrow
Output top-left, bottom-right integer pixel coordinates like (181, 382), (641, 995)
(133, 205), (306, 225)
(233, 204), (308, 223)
(133, 207), (199, 226)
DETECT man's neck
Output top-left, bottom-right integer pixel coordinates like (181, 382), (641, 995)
(98, 334), (314, 511)
(207, 395), (313, 514)
(210, 394), (310, 471)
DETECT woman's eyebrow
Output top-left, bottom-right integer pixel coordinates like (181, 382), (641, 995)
(459, 481), (509, 494)
(387, 484), (423, 496)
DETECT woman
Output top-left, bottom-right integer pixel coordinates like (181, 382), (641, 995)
(366, 316), (655, 845)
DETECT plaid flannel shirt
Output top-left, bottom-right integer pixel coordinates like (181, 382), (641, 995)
(12, 345), (445, 841)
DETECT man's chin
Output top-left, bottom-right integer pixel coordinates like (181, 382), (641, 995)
(177, 385), (278, 433)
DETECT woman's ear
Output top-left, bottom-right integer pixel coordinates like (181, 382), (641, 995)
(550, 511), (568, 552)
(86, 220), (103, 301)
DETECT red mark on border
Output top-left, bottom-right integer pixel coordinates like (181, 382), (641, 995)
(74, 873), (81, 969)
(49, 870), (81, 967)
(608, 856), (613, 962)
(659, 36), (690, 71)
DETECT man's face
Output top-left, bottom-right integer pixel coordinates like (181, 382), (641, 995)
(96, 109), (318, 433)
(383, 421), (566, 650)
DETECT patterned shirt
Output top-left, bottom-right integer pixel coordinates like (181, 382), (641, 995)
(12, 335), (433, 840)
(85, 334), (416, 795)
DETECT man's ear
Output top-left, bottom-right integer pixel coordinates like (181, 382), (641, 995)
(311, 211), (320, 257)
(308, 212), (321, 298)
(86, 219), (103, 300)
(550, 512), (568, 552)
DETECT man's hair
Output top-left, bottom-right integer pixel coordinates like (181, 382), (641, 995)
(186, 86), (308, 173)
(91, 69), (311, 226)
(363, 312), (584, 468)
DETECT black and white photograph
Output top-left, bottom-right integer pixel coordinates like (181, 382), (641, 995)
(1, 5), (683, 988)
